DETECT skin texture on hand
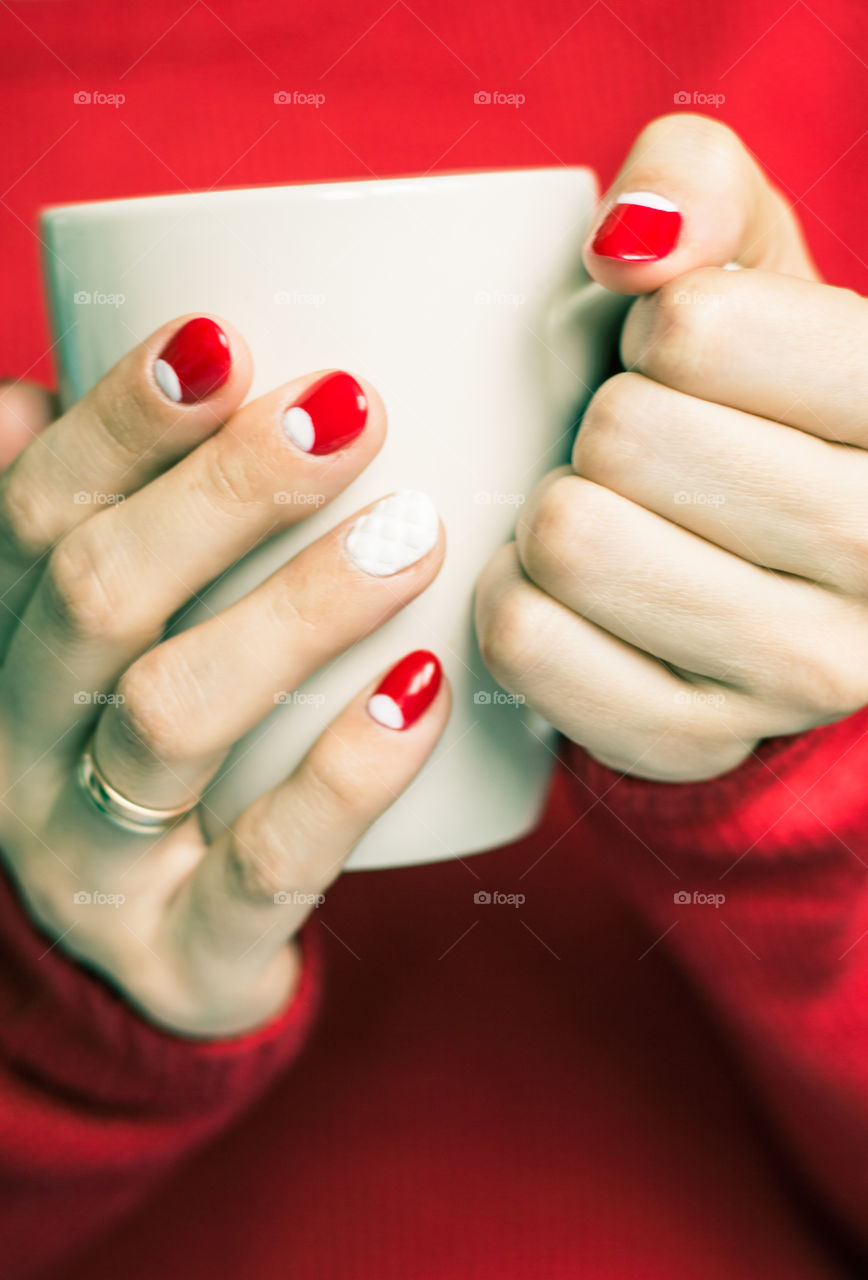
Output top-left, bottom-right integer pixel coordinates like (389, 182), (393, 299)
(0, 326), (450, 1037)
(475, 114), (868, 783)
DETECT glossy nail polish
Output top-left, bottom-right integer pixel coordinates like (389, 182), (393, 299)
(367, 650), (442, 730)
(591, 192), (682, 261)
(282, 371), (367, 455)
(154, 318), (231, 404)
(345, 490), (439, 577)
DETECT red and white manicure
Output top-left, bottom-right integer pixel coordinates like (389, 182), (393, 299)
(591, 192), (682, 261)
(154, 317), (232, 403)
(367, 650), (442, 730)
(283, 371), (367, 455)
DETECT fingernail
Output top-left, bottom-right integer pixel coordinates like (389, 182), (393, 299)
(282, 371), (367, 455)
(590, 192), (682, 261)
(345, 490), (439, 577)
(154, 318), (231, 404)
(367, 650), (442, 730)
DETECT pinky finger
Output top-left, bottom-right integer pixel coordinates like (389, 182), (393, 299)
(166, 650), (449, 1022)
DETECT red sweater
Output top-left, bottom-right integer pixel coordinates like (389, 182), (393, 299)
(2, 2), (868, 1277)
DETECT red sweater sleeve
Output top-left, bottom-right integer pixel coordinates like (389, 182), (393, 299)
(0, 863), (323, 1280)
(564, 706), (868, 1255)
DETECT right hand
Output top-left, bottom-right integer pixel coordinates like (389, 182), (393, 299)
(0, 315), (450, 1037)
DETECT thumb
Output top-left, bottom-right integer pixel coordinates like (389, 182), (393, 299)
(583, 114), (819, 293)
(0, 380), (57, 471)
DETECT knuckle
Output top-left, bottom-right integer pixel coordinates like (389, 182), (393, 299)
(224, 809), (296, 903)
(624, 268), (731, 384)
(198, 438), (264, 514)
(42, 532), (127, 642)
(88, 375), (152, 462)
(301, 744), (375, 825)
(478, 576), (543, 686)
(113, 657), (192, 762)
(0, 466), (64, 562)
(573, 372), (646, 482)
(781, 632), (868, 722)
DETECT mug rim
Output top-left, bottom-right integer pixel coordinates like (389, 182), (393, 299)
(39, 165), (596, 225)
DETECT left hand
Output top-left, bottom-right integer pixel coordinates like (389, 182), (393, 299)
(475, 113), (868, 782)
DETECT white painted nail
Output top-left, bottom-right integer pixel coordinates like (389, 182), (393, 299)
(345, 489), (439, 577)
(282, 405), (316, 452)
(154, 358), (182, 403)
(366, 693), (404, 729)
(615, 190), (680, 212)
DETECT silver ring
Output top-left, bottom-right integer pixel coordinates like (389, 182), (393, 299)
(76, 740), (197, 836)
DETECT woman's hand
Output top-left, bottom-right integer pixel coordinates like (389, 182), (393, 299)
(476, 113), (868, 783)
(0, 317), (449, 1036)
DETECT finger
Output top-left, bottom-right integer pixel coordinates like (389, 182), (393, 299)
(0, 380), (56, 470)
(514, 471), (868, 713)
(572, 372), (868, 594)
(164, 650), (449, 999)
(73, 489), (443, 811)
(582, 114), (818, 293)
(1, 370), (379, 751)
(620, 267), (868, 445)
(474, 542), (758, 782)
(0, 315), (251, 653)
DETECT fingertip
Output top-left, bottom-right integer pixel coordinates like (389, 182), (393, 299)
(145, 313), (254, 419)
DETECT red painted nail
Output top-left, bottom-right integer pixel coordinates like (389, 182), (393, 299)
(366, 650), (442, 730)
(591, 192), (682, 261)
(282, 371), (368, 455)
(154, 318), (231, 404)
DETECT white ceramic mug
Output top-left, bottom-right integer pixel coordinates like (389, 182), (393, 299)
(40, 168), (623, 870)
